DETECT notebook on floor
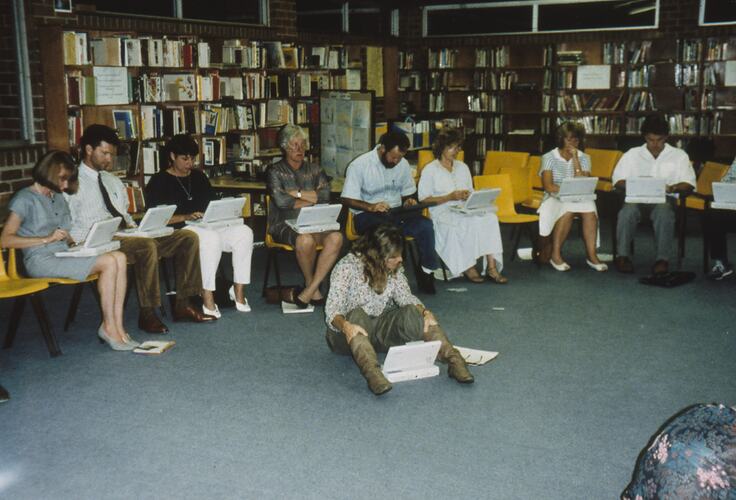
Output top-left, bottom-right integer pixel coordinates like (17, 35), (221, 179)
(625, 177), (666, 204)
(381, 340), (441, 383)
(449, 188), (500, 214)
(285, 204), (341, 234)
(55, 217), (122, 257)
(116, 205), (176, 238)
(557, 177), (598, 203)
(185, 197), (245, 229)
(711, 182), (736, 210)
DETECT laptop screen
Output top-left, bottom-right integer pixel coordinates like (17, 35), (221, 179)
(202, 198), (245, 222)
(295, 204), (342, 226)
(464, 188), (500, 210)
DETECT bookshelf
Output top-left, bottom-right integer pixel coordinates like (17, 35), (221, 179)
(396, 36), (736, 170)
(41, 27), (366, 190)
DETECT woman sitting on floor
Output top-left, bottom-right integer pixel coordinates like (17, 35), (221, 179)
(145, 134), (254, 317)
(417, 128), (507, 283)
(0, 151), (135, 351)
(538, 121), (607, 272)
(324, 223), (473, 395)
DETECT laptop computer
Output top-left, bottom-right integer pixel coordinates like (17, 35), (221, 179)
(557, 177), (599, 203)
(449, 188), (500, 214)
(711, 182), (736, 210)
(381, 340), (441, 383)
(285, 204), (341, 234)
(625, 177), (666, 204)
(185, 197), (245, 229)
(116, 205), (176, 238)
(55, 217), (122, 258)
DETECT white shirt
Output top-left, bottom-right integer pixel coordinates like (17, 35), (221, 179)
(65, 162), (134, 242)
(612, 143), (695, 188)
(341, 146), (416, 214)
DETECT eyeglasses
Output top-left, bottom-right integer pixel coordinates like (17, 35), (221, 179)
(287, 142), (307, 151)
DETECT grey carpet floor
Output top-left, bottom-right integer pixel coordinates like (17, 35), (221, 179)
(1, 222), (734, 499)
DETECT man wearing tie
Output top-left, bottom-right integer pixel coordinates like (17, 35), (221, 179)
(66, 125), (214, 333)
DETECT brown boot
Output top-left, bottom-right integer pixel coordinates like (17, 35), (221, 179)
(424, 327), (474, 384)
(349, 335), (392, 395)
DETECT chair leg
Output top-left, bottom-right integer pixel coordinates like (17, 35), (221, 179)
(3, 296), (26, 349)
(63, 283), (85, 331)
(30, 293), (61, 357)
(273, 249), (283, 289)
(261, 249), (273, 297)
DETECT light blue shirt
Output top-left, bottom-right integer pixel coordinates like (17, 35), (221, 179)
(341, 146), (416, 214)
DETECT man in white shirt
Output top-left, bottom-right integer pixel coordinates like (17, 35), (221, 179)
(341, 132), (438, 294)
(612, 114), (696, 275)
(66, 125), (215, 333)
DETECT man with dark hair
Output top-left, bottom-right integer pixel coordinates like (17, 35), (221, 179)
(612, 115), (695, 274)
(341, 131), (439, 294)
(66, 124), (215, 333)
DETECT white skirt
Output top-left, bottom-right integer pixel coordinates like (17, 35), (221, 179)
(537, 196), (598, 238)
(433, 209), (503, 276)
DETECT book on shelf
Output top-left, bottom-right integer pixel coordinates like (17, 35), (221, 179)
(63, 31), (89, 65)
(133, 340), (175, 355)
(93, 66), (129, 105)
(556, 51), (584, 66)
(90, 37), (123, 66)
(123, 180), (146, 213)
(628, 41), (652, 65)
(263, 41), (286, 69)
(162, 74), (197, 101)
(625, 90), (657, 111)
(282, 46), (299, 69)
(705, 39), (729, 61)
(202, 136), (227, 166)
(112, 109), (137, 140)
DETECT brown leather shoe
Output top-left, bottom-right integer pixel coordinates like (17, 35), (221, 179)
(138, 312), (169, 334)
(614, 256), (634, 274)
(652, 259), (669, 275)
(173, 305), (217, 323)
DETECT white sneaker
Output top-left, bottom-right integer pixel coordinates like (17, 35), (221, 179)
(202, 303), (221, 319)
(229, 285), (252, 313)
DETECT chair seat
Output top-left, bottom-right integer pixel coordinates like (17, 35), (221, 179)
(685, 196), (706, 211)
(43, 274), (99, 285)
(0, 280), (50, 299)
(596, 180), (614, 192)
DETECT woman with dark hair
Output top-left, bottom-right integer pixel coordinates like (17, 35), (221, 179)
(325, 224), (473, 395)
(0, 151), (135, 350)
(418, 128), (506, 283)
(145, 134), (254, 317)
(538, 121), (607, 272)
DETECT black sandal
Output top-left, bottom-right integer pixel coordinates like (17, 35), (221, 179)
(291, 287), (310, 309)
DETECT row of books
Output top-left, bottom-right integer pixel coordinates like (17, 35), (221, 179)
(543, 92), (624, 112)
(627, 65), (655, 88)
(428, 49), (460, 69)
(705, 39), (730, 61)
(467, 93), (502, 112)
(625, 90), (657, 111)
(399, 51), (416, 70)
(64, 32), (361, 71)
(428, 93), (445, 112)
(475, 71), (519, 91)
(474, 47), (510, 68)
(556, 51), (585, 66)
(474, 116), (503, 135)
(399, 73), (422, 91)
(679, 40), (702, 63)
(556, 115), (620, 135)
(675, 64), (700, 87)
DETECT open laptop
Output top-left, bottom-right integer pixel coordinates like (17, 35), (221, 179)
(625, 177), (666, 204)
(557, 177), (598, 203)
(185, 197), (245, 229)
(116, 205), (176, 238)
(450, 188), (500, 214)
(285, 204), (341, 234)
(381, 340), (441, 383)
(711, 182), (736, 210)
(55, 217), (122, 258)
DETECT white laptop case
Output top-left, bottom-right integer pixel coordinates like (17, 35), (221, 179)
(381, 340), (441, 383)
(711, 182), (736, 210)
(557, 177), (598, 203)
(185, 197), (245, 229)
(55, 217), (122, 258)
(450, 188), (500, 214)
(116, 205), (176, 238)
(285, 204), (342, 234)
(625, 177), (666, 204)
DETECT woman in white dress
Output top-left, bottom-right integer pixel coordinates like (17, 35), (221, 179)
(538, 121), (607, 272)
(418, 128), (507, 283)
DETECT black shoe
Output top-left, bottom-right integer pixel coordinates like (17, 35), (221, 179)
(417, 271), (436, 295)
(0, 384), (9, 403)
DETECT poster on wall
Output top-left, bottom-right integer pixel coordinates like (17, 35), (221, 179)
(320, 91), (374, 179)
(54, 0), (72, 13)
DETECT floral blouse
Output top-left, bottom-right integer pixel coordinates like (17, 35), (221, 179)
(622, 403), (736, 500)
(325, 253), (421, 332)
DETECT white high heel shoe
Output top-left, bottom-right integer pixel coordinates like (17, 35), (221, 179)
(550, 260), (571, 272)
(98, 326), (136, 351)
(202, 303), (221, 319)
(229, 286), (251, 313)
(586, 259), (608, 272)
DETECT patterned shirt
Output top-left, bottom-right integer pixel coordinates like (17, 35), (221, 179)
(265, 159), (331, 229)
(325, 253), (421, 332)
(65, 162), (135, 242)
(341, 146), (416, 213)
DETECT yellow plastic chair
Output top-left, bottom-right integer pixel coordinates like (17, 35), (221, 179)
(0, 247), (59, 357)
(415, 149), (464, 182)
(586, 148), (623, 192)
(8, 248), (100, 332)
(261, 196), (323, 297)
(473, 174), (539, 261)
(482, 151), (529, 176)
(522, 155), (544, 210)
(499, 164), (532, 205)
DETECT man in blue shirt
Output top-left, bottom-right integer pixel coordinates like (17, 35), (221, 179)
(341, 132), (438, 294)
